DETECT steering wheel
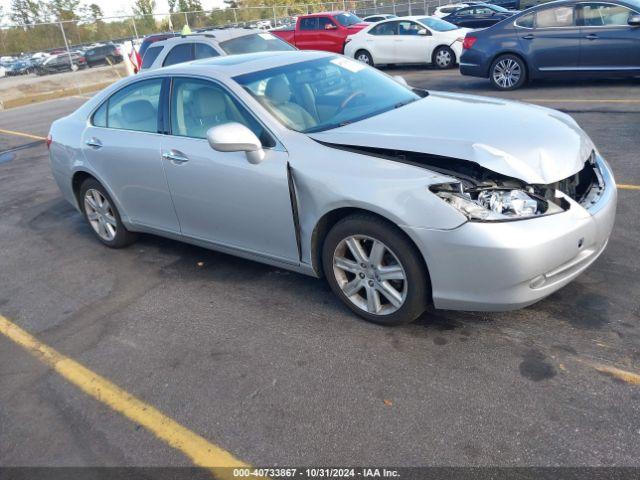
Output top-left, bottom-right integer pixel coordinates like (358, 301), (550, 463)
(338, 90), (366, 111)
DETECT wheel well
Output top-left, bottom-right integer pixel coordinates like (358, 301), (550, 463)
(71, 171), (95, 205)
(310, 207), (432, 304)
(491, 51), (529, 77)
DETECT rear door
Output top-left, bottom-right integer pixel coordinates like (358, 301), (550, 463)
(81, 78), (180, 232)
(519, 5), (582, 72)
(162, 43), (195, 67)
(577, 2), (640, 69)
(297, 17), (319, 49)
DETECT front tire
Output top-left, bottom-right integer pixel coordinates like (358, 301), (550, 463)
(322, 214), (429, 326)
(79, 178), (137, 248)
(490, 54), (527, 90)
(355, 49), (374, 67)
(432, 46), (456, 69)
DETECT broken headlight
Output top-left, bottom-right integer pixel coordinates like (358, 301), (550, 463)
(430, 183), (565, 221)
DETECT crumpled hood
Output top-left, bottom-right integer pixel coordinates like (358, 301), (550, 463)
(308, 91), (595, 184)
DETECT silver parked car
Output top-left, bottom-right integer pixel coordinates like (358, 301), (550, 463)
(140, 29), (295, 71)
(48, 51), (616, 325)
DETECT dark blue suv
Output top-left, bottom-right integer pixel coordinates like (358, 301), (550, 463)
(460, 0), (640, 89)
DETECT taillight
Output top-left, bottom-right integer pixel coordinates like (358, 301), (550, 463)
(462, 36), (477, 50)
(46, 134), (52, 149)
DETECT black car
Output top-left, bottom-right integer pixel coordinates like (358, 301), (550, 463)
(460, 0), (640, 89)
(35, 52), (87, 75)
(84, 44), (124, 67)
(442, 3), (519, 28)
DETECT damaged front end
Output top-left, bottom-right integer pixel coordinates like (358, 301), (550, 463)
(430, 151), (605, 222)
(322, 142), (605, 223)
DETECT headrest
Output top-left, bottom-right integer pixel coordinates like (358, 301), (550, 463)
(192, 87), (226, 118)
(265, 76), (290, 105)
(121, 99), (156, 124)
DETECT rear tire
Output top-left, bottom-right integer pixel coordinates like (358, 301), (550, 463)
(489, 54), (527, 90)
(432, 46), (456, 69)
(322, 214), (429, 326)
(355, 49), (374, 67)
(79, 178), (137, 249)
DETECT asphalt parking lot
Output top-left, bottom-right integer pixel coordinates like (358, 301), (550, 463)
(0, 68), (639, 471)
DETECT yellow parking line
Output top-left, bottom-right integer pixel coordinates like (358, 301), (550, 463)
(618, 184), (640, 190)
(0, 128), (46, 141)
(0, 314), (253, 478)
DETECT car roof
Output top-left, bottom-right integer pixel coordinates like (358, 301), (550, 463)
(143, 50), (334, 78)
(153, 28), (266, 48)
(303, 11), (347, 17)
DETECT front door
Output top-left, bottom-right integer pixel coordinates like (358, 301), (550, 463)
(161, 77), (299, 263)
(577, 2), (640, 70)
(81, 77), (181, 233)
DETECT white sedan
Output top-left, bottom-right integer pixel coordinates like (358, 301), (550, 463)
(344, 16), (469, 69)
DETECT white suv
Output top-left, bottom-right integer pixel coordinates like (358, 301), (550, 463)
(140, 29), (295, 71)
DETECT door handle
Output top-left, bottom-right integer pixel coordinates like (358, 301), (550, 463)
(162, 150), (189, 164)
(585, 33), (598, 40)
(521, 34), (535, 40)
(85, 137), (102, 149)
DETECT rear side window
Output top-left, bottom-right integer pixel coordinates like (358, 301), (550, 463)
(515, 12), (535, 27)
(141, 45), (163, 69)
(370, 21), (398, 35)
(300, 18), (319, 30)
(536, 6), (575, 27)
(105, 79), (162, 133)
(163, 43), (194, 66)
(194, 43), (220, 59)
(92, 102), (107, 127)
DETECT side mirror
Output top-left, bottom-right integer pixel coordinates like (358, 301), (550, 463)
(324, 23), (338, 30)
(207, 122), (265, 164)
(393, 75), (409, 87)
(628, 14), (640, 26)
(418, 28), (428, 35)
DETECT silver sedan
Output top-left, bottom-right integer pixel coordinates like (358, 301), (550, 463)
(48, 51), (616, 325)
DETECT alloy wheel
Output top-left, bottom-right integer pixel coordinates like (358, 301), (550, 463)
(84, 188), (117, 241)
(492, 58), (522, 89)
(356, 53), (371, 64)
(332, 235), (407, 315)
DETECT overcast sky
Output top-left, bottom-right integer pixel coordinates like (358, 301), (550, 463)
(1, 0), (226, 19)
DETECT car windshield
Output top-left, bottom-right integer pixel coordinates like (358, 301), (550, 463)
(234, 56), (420, 133)
(626, 0), (640, 8)
(218, 33), (296, 55)
(335, 13), (363, 26)
(488, 4), (510, 12)
(417, 17), (459, 30)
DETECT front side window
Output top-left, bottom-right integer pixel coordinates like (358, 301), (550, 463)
(536, 6), (575, 27)
(141, 45), (163, 69)
(454, 8), (473, 16)
(398, 21), (422, 35)
(234, 56), (420, 133)
(170, 78), (271, 145)
(218, 33), (295, 55)
(163, 43), (193, 66)
(335, 13), (363, 26)
(579, 3), (634, 26)
(105, 79), (162, 133)
(319, 17), (337, 29)
(300, 18), (319, 30)
(370, 21), (398, 35)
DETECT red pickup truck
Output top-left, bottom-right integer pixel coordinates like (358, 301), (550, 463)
(271, 11), (369, 54)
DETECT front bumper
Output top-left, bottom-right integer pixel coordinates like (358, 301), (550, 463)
(403, 155), (617, 311)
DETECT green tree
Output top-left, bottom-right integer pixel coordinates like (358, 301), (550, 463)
(133, 0), (157, 33)
(10, 0), (43, 25)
